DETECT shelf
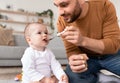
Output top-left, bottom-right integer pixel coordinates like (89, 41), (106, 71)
(0, 19), (50, 26)
(0, 19), (28, 24)
(0, 9), (49, 17)
(0, 9), (51, 32)
(0, 9), (38, 16)
(0, 9), (50, 24)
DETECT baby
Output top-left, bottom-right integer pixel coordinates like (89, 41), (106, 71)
(21, 22), (68, 83)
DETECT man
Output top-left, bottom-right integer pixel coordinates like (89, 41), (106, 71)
(53, 0), (120, 83)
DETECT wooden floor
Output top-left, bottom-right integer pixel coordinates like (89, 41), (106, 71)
(0, 67), (22, 80)
(0, 66), (66, 80)
(0, 66), (120, 83)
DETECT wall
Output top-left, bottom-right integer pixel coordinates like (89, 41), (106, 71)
(0, 0), (58, 33)
(0, 0), (58, 17)
(111, 0), (120, 26)
(0, 0), (120, 33)
(111, 0), (120, 19)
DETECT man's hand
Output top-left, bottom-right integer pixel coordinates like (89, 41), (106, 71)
(62, 26), (83, 46)
(62, 26), (104, 54)
(69, 54), (88, 73)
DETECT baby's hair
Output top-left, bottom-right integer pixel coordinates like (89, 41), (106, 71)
(24, 22), (44, 39)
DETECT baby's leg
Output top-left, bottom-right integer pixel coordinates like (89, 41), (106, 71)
(29, 76), (58, 83)
(29, 81), (40, 83)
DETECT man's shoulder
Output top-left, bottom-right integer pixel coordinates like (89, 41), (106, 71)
(88, 0), (107, 2)
(88, 0), (111, 5)
(88, 0), (113, 10)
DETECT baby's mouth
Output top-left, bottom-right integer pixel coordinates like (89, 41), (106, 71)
(43, 38), (48, 42)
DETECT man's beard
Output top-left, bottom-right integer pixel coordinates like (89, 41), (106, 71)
(65, 1), (82, 23)
(67, 9), (82, 23)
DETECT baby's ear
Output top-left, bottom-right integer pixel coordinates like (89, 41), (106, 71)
(26, 37), (31, 44)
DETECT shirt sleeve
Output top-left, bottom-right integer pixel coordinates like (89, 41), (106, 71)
(48, 50), (65, 80)
(102, 0), (120, 54)
(57, 16), (83, 58)
(21, 48), (44, 81)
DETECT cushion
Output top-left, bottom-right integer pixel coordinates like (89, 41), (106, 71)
(13, 34), (28, 46)
(0, 28), (14, 46)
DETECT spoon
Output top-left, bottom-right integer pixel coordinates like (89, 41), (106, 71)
(49, 28), (67, 40)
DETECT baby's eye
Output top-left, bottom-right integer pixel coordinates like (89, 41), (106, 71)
(44, 32), (48, 35)
(37, 32), (41, 34)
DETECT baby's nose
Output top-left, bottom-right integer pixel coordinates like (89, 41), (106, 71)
(42, 32), (47, 36)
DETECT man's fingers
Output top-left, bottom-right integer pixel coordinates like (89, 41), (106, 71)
(69, 54), (88, 61)
(72, 67), (88, 73)
(69, 59), (85, 66)
(69, 54), (83, 60)
(82, 54), (89, 60)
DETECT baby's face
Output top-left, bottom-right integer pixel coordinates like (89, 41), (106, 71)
(29, 24), (49, 50)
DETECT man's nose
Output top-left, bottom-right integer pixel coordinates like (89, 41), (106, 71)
(58, 8), (65, 16)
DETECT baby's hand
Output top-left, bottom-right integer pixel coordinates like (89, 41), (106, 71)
(59, 74), (68, 83)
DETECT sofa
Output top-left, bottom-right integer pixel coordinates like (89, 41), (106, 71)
(0, 33), (68, 66)
(0, 33), (28, 66)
